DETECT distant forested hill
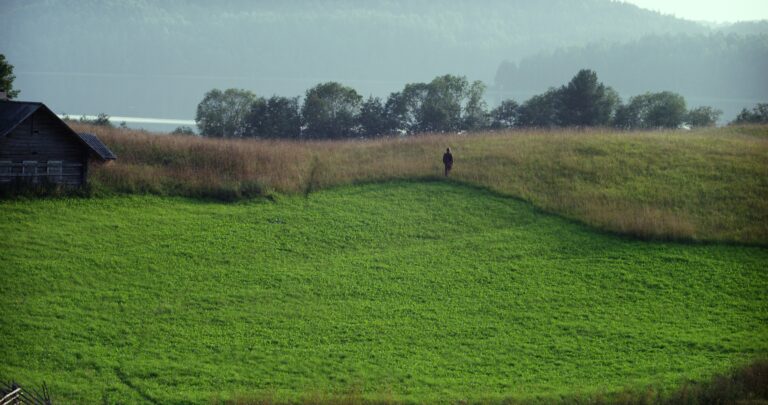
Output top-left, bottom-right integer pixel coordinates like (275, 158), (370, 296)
(494, 33), (768, 120)
(720, 20), (768, 36)
(0, 0), (749, 120)
(1, 0), (709, 81)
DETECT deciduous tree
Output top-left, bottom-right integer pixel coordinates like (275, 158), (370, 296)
(420, 75), (468, 132)
(490, 99), (520, 129)
(517, 89), (561, 127)
(463, 80), (489, 131)
(302, 82), (362, 139)
(358, 96), (389, 137)
(384, 83), (429, 134)
(732, 103), (768, 124)
(195, 88), (258, 138)
(247, 96), (301, 139)
(686, 106), (722, 128)
(613, 91), (687, 129)
(0, 54), (20, 99)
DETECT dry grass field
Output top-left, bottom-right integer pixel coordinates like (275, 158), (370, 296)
(75, 124), (768, 245)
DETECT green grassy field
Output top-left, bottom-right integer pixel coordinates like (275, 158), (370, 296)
(1, 181), (766, 403)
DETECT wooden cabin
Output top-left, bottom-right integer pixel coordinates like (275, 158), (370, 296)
(0, 100), (116, 188)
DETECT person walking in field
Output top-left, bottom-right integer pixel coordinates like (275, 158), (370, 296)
(443, 147), (453, 177)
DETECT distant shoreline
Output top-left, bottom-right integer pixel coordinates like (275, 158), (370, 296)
(57, 114), (195, 126)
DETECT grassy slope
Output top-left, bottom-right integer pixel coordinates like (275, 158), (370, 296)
(1, 182), (766, 403)
(78, 124), (768, 244)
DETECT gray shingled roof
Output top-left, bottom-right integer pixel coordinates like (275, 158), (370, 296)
(0, 100), (116, 161)
(77, 132), (117, 160)
(0, 101), (42, 138)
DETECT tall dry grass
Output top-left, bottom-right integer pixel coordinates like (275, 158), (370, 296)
(75, 123), (768, 244)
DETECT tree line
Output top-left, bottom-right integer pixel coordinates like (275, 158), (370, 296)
(195, 75), (492, 139)
(195, 70), (735, 139)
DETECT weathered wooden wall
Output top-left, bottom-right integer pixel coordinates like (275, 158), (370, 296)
(0, 110), (87, 186)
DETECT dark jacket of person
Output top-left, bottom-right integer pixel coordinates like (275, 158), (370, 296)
(443, 151), (453, 167)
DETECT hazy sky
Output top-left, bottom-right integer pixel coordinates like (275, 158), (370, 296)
(622, 0), (768, 22)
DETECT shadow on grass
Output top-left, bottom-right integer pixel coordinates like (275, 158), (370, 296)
(0, 178), (93, 200)
(212, 359), (768, 405)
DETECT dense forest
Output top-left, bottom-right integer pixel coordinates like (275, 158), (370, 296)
(494, 32), (768, 121)
(0, 0), (709, 80)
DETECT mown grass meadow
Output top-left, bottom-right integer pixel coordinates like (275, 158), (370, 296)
(1, 182), (766, 403)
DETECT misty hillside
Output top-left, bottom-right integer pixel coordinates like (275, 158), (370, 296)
(1, 0), (708, 79)
(720, 20), (768, 36)
(494, 33), (768, 121)
(0, 0), (746, 122)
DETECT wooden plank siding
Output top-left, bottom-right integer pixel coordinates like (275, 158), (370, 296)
(0, 110), (87, 187)
(0, 162), (84, 186)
